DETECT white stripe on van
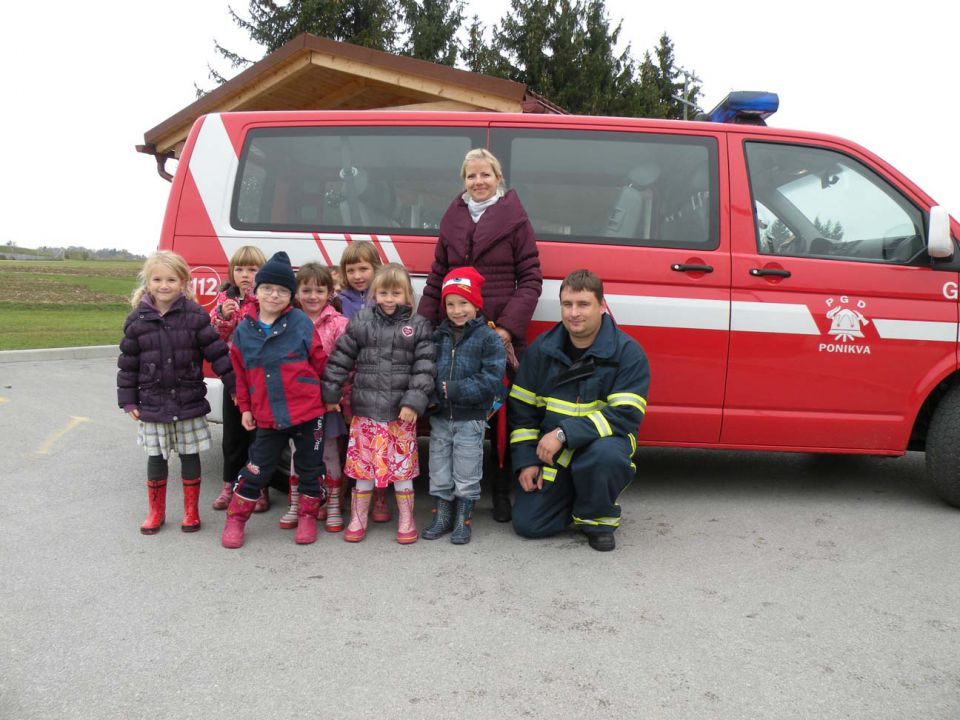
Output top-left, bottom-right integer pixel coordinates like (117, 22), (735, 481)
(873, 319), (958, 342)
(190, 114), (236, 236)
(731, 301), (820, 335)
(190, 114), (318, 264)
(532, 280), (729, 330)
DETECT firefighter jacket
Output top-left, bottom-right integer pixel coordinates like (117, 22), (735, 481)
(508, 314), (650, 480)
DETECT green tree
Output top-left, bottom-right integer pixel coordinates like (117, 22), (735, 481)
(399, 0), (464, 66)
(631, 34), (700, 119)
(460, 15), (502, 74)
(206, 0), (399, 87)
(492, 0), (700, 118)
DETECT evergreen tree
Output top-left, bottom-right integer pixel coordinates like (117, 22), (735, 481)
(206, 0), (399, 87)
(460, 15), (501, 74)
(492, 0), (699, 118)
(650, 33), (700, 120)
(493, 0), (555, 90)
(399, 0), (464, 66)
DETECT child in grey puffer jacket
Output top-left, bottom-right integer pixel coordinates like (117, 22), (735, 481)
(322, 263), (436, 544)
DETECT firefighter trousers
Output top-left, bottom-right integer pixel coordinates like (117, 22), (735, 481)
(512, 435), (634, 538)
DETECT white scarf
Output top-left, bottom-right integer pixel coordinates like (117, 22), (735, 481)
(464, 191), (502, 223)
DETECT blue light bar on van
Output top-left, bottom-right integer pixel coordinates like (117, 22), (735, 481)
(700, 91), (779, 125)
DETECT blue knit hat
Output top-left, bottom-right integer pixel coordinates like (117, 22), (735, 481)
(255, 251), (296, 295)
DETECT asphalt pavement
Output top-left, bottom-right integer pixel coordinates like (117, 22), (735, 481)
(1, 349), (958, 719)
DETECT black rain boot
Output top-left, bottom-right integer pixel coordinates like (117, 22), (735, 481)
(421, 498), (455, 540)
(491, 471), (512, 523)
(451, 498), (475, 545)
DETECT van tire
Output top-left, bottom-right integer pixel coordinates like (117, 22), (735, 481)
(925, 384), (960, 508)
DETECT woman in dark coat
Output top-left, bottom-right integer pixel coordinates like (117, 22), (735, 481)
(418, 148), (543, 521)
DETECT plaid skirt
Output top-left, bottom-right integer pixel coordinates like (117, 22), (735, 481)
(345, 416), (419, 488)
(138, 416), (211, 459)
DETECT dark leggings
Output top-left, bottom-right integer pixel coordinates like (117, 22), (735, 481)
(147, 454), (200, 481)
(222, 392), (255, 483)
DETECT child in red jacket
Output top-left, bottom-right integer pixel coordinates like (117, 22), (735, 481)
(222, 251), (328, 549)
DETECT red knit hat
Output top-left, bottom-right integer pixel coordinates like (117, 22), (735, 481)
(441, 266), (485, 311)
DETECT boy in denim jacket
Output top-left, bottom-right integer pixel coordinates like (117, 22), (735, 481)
(424, 267), (507, 544)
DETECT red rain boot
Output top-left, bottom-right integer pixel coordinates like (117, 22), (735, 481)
(211, 482), (233, 511)
(395, 488), (418, 545)
(344, 489), (372, 543)
(371, 486), (391, 522)
(221, 493), (258, 549)
(254, 487), (270, 513)
(295, 494), (323, 545)
(140, 480), (167, 535)
(181, 478), (201, 532)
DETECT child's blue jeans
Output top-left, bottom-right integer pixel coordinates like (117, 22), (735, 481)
(428, 416), (485, 501)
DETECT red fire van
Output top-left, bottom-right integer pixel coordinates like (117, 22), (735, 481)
(156, 95), (960, 505)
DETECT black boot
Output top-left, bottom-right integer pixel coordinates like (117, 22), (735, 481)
(491, 472), (512, 523)
(451, 498), (475, 545)
(422, 498), (455, 540)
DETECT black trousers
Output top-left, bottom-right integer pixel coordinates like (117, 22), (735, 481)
(222, 393), (255, 484)
(236, 417), (325, 500)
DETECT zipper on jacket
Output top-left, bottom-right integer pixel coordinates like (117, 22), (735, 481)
(448, 344), (457, 420)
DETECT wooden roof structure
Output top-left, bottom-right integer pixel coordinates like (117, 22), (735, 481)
(139, 33), (564, 173)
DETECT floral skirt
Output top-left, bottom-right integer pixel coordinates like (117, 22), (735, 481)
(344, 416), (419, 488)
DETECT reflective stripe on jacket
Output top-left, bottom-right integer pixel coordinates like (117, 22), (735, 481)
(508, 314), (650, 474)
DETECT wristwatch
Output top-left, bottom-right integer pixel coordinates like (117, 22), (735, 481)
(554, 427), (566, 445)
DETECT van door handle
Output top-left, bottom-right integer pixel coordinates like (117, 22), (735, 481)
(750, 267), (791, 278)
(672, 263), (714, 273)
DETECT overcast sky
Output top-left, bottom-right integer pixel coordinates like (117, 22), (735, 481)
(1, 0), (955, 254)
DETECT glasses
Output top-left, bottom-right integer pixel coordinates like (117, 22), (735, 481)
(259, 286), (291, 298)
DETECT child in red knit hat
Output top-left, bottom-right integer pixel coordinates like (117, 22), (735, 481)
(423, 267), (506, 544)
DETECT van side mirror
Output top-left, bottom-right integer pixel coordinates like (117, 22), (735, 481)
(927, 206), (954, 258)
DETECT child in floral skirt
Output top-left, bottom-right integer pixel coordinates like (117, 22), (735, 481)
(322, 263), (435, 543)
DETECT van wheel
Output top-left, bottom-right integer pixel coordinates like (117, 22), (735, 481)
(925, 384), (960, 508)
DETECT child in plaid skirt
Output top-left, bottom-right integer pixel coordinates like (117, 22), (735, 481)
(118, 251), (234, 535)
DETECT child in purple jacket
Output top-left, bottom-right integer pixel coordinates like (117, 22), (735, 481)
(118, 251), (234, 535)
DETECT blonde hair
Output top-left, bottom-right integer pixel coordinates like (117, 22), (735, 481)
(227, 245), (266, 289)
(461, 148), (505, 192)
(370, 263), (414, 307)
(131, 251), (194, 307)
(339, 240), (382, 287)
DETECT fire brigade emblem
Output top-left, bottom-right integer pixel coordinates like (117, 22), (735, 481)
(825, 297), (869, 341)
(820, 296), (872, 355)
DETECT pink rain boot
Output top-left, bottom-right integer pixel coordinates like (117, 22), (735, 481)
(344, 489), (372, 543)
(395, 488), (418, 545)
(221, 493), (257, 549)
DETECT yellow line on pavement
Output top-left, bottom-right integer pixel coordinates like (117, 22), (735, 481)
(36, 416), (90, 455)
(0, 397), (9, 405)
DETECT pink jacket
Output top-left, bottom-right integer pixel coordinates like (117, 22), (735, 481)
(209, 286), (258, 344)
(311, 304), (353, 415)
